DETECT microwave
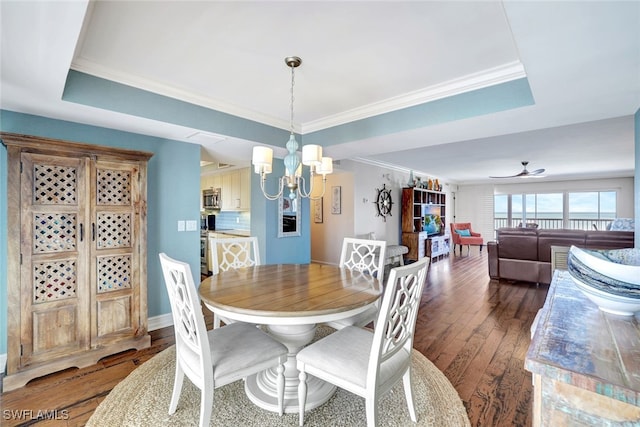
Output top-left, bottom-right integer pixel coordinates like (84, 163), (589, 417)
(203, 188), (221, 210)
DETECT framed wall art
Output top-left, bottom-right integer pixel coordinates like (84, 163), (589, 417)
(331, 186), (341, 214)
(314, 197), (323, 223)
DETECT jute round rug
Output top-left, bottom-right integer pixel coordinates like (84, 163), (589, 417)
(87, 327), (470, 427)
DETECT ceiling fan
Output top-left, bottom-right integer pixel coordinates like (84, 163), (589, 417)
(490, 161), (546, 179)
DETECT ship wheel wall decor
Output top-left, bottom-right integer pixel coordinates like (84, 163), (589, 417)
(375, 184), (393, 221)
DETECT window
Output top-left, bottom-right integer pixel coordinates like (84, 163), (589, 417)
(494, 194), (508, 228)
(568, 191), (616, 230)
(532, 193), (563, 227)
(512, 194), (523, 225)
(495, 191), (616, 230)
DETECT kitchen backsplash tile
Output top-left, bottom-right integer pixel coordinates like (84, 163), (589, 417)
(215, 211), (250, 230)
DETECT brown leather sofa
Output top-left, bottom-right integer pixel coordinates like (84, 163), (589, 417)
(487, 228), (635, 285)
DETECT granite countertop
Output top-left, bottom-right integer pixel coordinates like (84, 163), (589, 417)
(525, 270), (640, 406)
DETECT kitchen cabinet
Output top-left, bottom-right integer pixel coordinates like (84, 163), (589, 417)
(221, 173), (234, 209)
(240, 167), (250, 209)
(202, 167), (250, 211)
(1, 133), (152, 391)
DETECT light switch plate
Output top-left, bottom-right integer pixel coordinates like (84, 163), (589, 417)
(177, 220), (185, 231)
(186, 220), (198, 231)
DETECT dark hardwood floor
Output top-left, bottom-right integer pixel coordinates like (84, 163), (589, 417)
(0, 249), (548, 426)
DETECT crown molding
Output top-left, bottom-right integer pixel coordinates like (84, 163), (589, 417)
(351, 157), (435, 177)
(70, 59), (525, 136)
(301, 61), (526, 133)
(351, 157), (455, 187)
(70, 59), (291, 130)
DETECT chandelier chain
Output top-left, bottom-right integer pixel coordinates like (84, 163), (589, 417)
(290, 63), (295, 135)
(251, 55), (331, 202)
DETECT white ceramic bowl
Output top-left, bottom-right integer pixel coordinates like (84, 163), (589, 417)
(570, 274), (640, 316)
(567, 246), (640, 316)
(569, 246), (640, 284)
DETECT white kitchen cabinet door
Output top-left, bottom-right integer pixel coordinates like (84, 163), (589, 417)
(240, 167), (251, 210)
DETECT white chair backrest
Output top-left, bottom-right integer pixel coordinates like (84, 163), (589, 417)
(340, 237), (387, 279)
(210, 237), (260, 275)
(368, 257), (429, 387)
(159, 253), (212, 388)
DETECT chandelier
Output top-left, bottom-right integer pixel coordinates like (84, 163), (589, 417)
(252, 56), (333, 200)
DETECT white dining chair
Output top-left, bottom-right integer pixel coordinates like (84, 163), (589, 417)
(209, 236), (261, 328)
(297, 257), (430, 427)
(209, 236), (261, 275)
(159, 253), (287, 426)
(324, 237), (387, 330)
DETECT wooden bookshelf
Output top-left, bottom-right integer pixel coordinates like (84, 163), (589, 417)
(401, 187), (447, 261)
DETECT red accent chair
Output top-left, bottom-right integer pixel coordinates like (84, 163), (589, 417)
(450, 223), (484, 256)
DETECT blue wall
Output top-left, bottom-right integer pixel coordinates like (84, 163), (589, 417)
(0, 110), (201, 357)
(635, 108), (640, 248)
(251, 160), (311, 264)
(303, 77), (534, 146)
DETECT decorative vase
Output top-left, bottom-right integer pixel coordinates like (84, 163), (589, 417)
(408, 170), (415, 187)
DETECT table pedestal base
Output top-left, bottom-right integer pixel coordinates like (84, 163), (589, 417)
(245, 371), (335, 414)
(244, 323), (336, 414)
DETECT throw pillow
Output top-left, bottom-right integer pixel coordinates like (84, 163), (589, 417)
(609, 218), (635, 231)
(455, 229), (471, 237)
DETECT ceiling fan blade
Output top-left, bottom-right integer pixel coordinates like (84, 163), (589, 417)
(489, 173), (521, 178)
(490, 161), (545, 179)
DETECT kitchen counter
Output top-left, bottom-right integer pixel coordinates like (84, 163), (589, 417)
(208, 229), (250, 237)
(525, 269), (640, 426)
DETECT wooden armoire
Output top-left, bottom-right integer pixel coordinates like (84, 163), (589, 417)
(2, 133), (152, 391)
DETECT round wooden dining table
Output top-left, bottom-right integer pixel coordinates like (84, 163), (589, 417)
(198, 263), (382, 414)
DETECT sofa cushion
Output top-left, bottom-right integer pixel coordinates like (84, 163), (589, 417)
(455, 229), (471, 236)
(499, 259), (540, 282)
(497, 228), (538, 261)
(585, 230), (634, 249)
(537, 229), (587, 262)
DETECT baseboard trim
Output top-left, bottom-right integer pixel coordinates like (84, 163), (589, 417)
(0, 312), (235, 375)
(0, 314), (171, 380)
(148, 313), (173, 331)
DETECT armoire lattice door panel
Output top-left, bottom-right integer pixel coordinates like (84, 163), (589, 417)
(19, 153), (91, 366)
(92, 160), (141, 345)
(3, 132), (151, 392)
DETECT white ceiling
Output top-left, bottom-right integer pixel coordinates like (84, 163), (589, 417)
(1, 1), (639, 184)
